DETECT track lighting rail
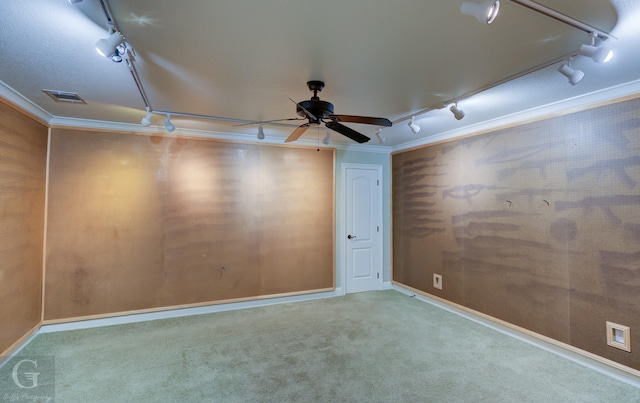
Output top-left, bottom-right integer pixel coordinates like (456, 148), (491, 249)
(126, 59), (151, 110)
(510, 0), (617, 41)
(88, 0), (618, 137)
(98, 0), (115, 26)
(395, 0), (617, 128)
(393, 50), (577, 126)
(151, 110), (301, 128)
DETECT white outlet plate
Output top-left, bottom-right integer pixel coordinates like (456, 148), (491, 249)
(606, 321), (631, 352)
(433, 273), (443, 290)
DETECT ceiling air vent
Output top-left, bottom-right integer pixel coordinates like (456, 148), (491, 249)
(43, 89), (86, 104)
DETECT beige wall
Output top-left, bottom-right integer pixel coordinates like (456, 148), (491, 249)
(0, 101), (48, 354)
(392, 96), (640, 371)
(43, 129), (334, 320)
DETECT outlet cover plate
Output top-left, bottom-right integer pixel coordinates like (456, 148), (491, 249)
(433, 273), (443, 290)
(606, 321), (631, 352)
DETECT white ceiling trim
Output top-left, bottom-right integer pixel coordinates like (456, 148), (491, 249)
(392, 78), (640, 153)
(47, 115), (392, 153)
(8, 74), (639, 156)
(0, 80), (52, 124)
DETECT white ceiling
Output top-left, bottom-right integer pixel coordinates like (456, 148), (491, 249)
(1, 0), (640, 150)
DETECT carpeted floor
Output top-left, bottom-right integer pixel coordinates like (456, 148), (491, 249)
(5, 290), (640, 402)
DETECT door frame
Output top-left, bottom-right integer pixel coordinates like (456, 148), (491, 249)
(341, 163), (383, 294)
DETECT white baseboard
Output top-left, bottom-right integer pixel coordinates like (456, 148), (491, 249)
(0, 326), (41, 370)
(391, 283), (640, 389)
(40, 288), (343, 333)
(18, 283), (640, 389)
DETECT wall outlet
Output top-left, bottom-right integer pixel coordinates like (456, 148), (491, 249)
(606, 321), (631, 352)
(433, 273), (443, 290)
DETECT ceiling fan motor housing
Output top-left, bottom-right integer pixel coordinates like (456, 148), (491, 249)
(286, 80), (388, 144)
(296, 99), (334, 124)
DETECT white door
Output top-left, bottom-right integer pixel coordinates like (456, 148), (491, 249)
(344, 164), (382, 293)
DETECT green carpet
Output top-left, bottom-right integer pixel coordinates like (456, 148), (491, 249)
(6, 291), (640, 402)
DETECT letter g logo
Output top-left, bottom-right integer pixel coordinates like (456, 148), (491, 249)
(12, 359), (40, 389)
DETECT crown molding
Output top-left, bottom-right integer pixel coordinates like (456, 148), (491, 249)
(49, 115), (392, 152)
(16, 74), (638, 155)
(0, 79), (390, 154)
(392, 78), (640, 152)
(0, 80), (52, 124)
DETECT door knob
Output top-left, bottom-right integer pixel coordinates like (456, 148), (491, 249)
(347, 234), (356, 239)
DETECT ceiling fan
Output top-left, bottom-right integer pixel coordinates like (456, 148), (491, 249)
(283, 81), (392, 144)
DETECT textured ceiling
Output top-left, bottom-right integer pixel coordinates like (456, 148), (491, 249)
(1, 0), (639, 149)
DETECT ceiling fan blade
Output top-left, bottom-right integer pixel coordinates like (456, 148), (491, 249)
(289, 97), (317, 121)
(331, 115), (392, 127)
(285, 123), (312, 142)
(325, 121), (370, 143)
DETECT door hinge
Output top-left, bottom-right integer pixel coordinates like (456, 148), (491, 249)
(377, 273), (380, 279)
(377, 179), (379, 186)
(377, 225), (379, 232)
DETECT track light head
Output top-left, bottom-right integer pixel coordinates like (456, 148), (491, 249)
(558, 62), (584, 85)
(141, 109), (153, 126)
(108, 44), (127, 63)
(322, 131), (331, 145)
(461, 0), (500, 24)
(579, 43), (613, 64)
(408, 116), (421, 134)
(95, 31), (125, 58)
(449, 104), (465, 120)
(257, 125), (265, 140)
(375, 129), (385, 144)
(164, 115), (175, 133)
